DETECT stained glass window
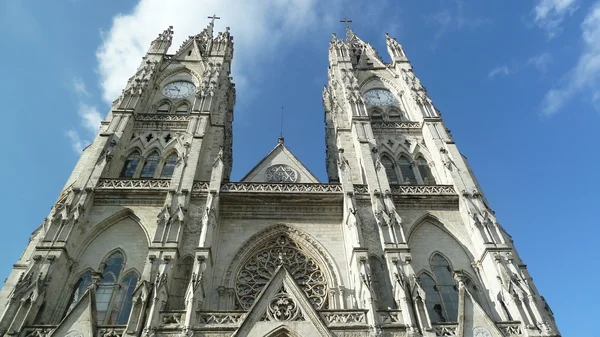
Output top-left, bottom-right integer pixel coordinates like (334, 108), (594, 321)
(140, 151), (160, 178)
(160, 153), (178, 178)
(120, 151), (140, 178)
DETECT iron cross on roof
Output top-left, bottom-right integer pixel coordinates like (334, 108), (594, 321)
(340, 17), (352, 29)
(208, 14), (221, 25)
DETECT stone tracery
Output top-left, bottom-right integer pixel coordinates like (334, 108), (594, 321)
(235, 235), (328, 310)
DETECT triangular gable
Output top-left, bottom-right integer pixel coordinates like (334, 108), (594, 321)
(241, 143), (320, 183)
(173, 38), (203, 61)
(50, 287), (97, 337)
(232, 266), (332, 337)
(461, 286), (506, 337)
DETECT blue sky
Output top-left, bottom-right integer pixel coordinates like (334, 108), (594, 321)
(0, 0), (596, 334)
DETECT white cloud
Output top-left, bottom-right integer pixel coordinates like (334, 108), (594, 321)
(66, 130), (86, 153)
(542, 1), (600, 115)
(96, 0), (345, 104)
(534, 0), (579, 38)
(73, 77), (88, 96)
(527, 52), (553, 73)
(424, 1), (491, 50)
(488, 65), (510, 78)
(78, 103), (103, 134)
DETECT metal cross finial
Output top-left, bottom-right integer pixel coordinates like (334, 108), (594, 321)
(208, 14), (221, 25)
(340, 17), (352, 29)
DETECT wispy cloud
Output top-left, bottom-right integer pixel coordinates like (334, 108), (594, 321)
(488, 65), (510, 78)
(72, 77), (89, 96)
(541, 1), (600, 115)
(533, 0), (579, 38)
(66, 130), (86, 153)
(425, 0), (492, 50)
(488, 53), (553, 80)
(67, 78), (103, 153)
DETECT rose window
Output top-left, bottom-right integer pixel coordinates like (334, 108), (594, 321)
(235, 235), (328, 309)
(265, 165), (298, 183)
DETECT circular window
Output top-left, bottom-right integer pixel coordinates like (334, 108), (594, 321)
(265, 164), (298, 183)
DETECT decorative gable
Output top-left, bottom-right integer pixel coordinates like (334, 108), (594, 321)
(241, 142), (320, 183)
(232, 266), (332, 337)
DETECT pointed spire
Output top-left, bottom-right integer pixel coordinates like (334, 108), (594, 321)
(340, 17), (357, 43)
(385, 32), (407, 61)
(148, 26), (173, 54)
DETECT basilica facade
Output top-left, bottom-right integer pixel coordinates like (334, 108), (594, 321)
(0, 20), (560, 337)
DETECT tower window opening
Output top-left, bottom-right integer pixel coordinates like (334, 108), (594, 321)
(399, 156), (417, 184)
(188, 50), (192, 56)
(417, 157), (436, 185)
(157, 103), (170, 113)
(120, 151), (141, 178)
(176, 103), (190, 114)
(160, 153), (178, 178)
(381, 156), (399, 184)
(417, 254), (459, 323)
(140, 151), (160, 178)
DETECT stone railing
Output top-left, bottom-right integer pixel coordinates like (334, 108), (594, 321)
(389, 184), (456, 196)
(22, 326), (126, 337)
(134, 114), (190, 130)
(496, 322), (524, 336)
(378, 310), (404, 325)
(319, 310), (367, 326)
(371, 121), (421, 129)
(431, 322), (459, 336)
(197, 311), (245, 326)
(159, 311), (186, 328)
(220, 182), (343, 194)
(97, 326), (127, 337)
(96, 179), (171, 190)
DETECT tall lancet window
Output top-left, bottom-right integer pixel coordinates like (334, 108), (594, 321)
(140, 151), (160, 178)
(168, 256), (194, 310)
(381, 156), (399, 184)
(64, 271), (93, 316)
(398, 156), (417, 184)
(120, 151), (141, 178)
(111, 272), (138, 324)
(157, 102), (170, 113)
(418, 253), (459, 323)
(417, 157), (436, 185)
(160, 153), (178, 178)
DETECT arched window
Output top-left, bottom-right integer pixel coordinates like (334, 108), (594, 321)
(95, 252), (138, 325)
(96, 252), (124, 324)
(64, 271), (93, 316)
(387, 108), (406, 121)
(111, 272), (138, 324)
(417, 157), (436, 185)
(176, 103), (189, 114)
(398, 156), (417, 184)
(381, 156), (399, 184)
(370, 108), (383, 121)
(120, 151), (141, 178)
(418, 273), (445, 322)
(157, 102), (170, 113)
(418, 254), (459, 323)
(168, 256), (194, 310)
(140, 151), (160, 178)
(160, 153), (178, 178)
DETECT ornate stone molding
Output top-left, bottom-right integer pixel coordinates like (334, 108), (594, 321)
(134, 114), (190, 131)
(96, 179), (171, 190)
(378, 310), (404, 325)
(432, 322), (459, 336)
(320, 310), (367, 326)
(496, 322), (524, 336)
(389, 184), (456, 195)
(260, 286), (305, 321)
(221, 182), (342, 194)
(371, 121), (421, 129)
(222, 224), (341, 303)
(197, 311), (245, 325)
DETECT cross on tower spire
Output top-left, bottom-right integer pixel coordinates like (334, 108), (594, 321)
(208, 14), (221, 26)
(340, 17), (352, 29)
(340, 17), (356, 42)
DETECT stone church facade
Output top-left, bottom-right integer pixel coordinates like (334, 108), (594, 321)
(0, 20), (560, 337)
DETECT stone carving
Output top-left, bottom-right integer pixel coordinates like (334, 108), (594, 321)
(389, 185), (456, 195)
(236, 234), (327, 310)
(371, 121), (420, 129)
(265, 164), (299, 183)
(473, 326), (492, 337)
(496, 322), (524, 335)
(378, 310), (403, 324)
(24, 328), (54, 337)
(221, 182), (342, 193)
(320, 311), (366, 325)
(262, 286), (304, 321)
(97, 179), (170, 189)
(99, 327), (125, 337)
(432, 323), (458, 336)
(197, 312), (245, 325)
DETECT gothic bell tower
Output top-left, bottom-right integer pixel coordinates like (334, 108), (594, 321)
(323, 23), (561, 336)
(0, 20), (235, 337)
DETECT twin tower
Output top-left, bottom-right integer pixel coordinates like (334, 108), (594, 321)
(0, 20), (560, 337)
